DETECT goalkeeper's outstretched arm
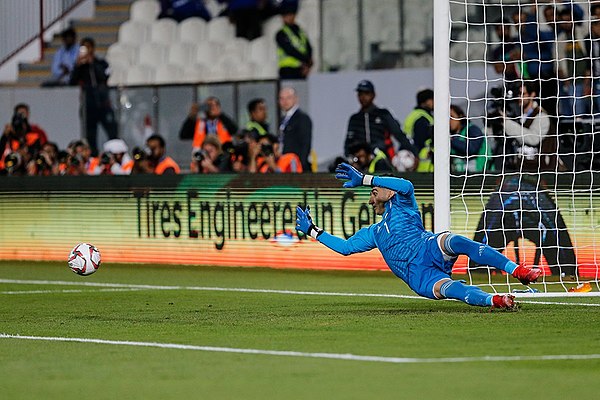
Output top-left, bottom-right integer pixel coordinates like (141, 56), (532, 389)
(334, 162), (413, 196)
(295, 206), (376, 256)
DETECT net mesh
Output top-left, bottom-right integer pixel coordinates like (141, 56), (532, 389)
(447, 0), (600, 294)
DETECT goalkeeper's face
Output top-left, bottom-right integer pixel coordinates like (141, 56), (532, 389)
(369, 187), (394, 215)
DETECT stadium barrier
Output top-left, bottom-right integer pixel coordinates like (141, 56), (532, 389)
(0, 173), (597, 277)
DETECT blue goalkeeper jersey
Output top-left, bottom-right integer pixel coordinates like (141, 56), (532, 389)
(318, 176), (435, 282)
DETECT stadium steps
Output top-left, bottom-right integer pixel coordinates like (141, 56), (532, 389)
(16, 0), (133, 86)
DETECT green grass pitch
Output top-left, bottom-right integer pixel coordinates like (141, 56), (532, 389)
(1, 261), (599, 399)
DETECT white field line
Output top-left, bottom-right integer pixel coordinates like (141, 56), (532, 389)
(0, 279), (599, 307)
(1, 288), (145, 295)
(1, 334), (600, 365)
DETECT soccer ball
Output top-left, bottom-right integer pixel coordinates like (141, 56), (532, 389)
(68, 243), (101, 276)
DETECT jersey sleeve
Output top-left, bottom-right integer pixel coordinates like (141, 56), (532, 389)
(371, 176), (414, 196)
(317, 226), (376, 256)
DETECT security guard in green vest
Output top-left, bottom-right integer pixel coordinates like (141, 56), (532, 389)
(449, 104), (490, 174)
(404, 89), (434, 172)
(245, 98), (270, 138)
(347, 141), (395, 174)
(276, 5), (313, 80)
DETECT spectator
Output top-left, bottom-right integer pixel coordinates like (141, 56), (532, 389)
(179, 97), (238, 151)
(191, 135), (231, 173)
(449, 105), (489, 174)
(245, 98), (271, 138)
(27, 142), (60, 176)
(276, 4), (313, 80)
(158, 0), (212, 22)
(146, 134), (181, 175)
(488, 19), (523, 82)
(89, 139), (133, 175)
(556, 8), (588, 117)
(515, 7), (558, 116)
(221, 0), (265, 40)
(70, 37), (118, 156)
(345, 80), (415, 161)
(402, 88), (434, 171)
(43, 28), (78, 87)
(278, 87), (312, 171)
(499, 81), (558, 172)
(585, 10), (600, 118)
(347, 141), (394, 174)
(248, 132), (302, 173)
(0, 104), (47, 171)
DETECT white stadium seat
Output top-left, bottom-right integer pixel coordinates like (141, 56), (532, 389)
(178, 17), (208, 44)
(130, 0), (160, 22)
(106, 42), (137, 66)
(154, 64), (184, 84)
(167, 42), (197, 66)
(195, 41), (219, 65)
(150, 18), (178, 45)
(182, 64), (210, 83)
(138, 42), (167, 66)
(126, 64), (155, 85)
(118, 20), (150, 45)
(206, 17), (235, 42)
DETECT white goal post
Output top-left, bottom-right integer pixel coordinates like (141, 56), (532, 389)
(434, 0), (600, 296)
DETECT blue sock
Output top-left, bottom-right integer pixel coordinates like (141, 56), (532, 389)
(445, 235), (517, 274)
(440, 280), (493, 307)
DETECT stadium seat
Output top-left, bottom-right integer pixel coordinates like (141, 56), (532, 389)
(248, 39), (276, 65)
(178, 17), (208, 44)
(206, 17), (235, 42)
(167, 42), (197, 66)
(125, 64), (155, 85)
(106, 42), (138, 66)
(118, 20), (150, 45)
(182, 64), (210, 83)
(262, 17), (281, 40)
(138, 42), (167, 66)
(196, 41), (219, 65)
(130, 0), (160, 22)
(154, 64), (184, 84)
(150, 19), (178, 45)
(108, 67), (127, 86)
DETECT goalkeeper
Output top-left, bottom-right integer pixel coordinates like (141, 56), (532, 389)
(295, 163), (541, 310)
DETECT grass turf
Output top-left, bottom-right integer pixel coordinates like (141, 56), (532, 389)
(0, 261), (599, 399)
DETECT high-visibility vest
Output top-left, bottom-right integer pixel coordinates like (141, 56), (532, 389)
(258, 153), (303, 173)
(450, 124), (491, 173)
(154, 156), (181, 174)
(277, 25), (309, 69)
(192, 119), (233, 150)
(246, 121), (268, 136)
(87, 157), (100, 174)
(367, 149), (389, 174)
(403, 108), (434, 139)
(417, 138), (434, 173)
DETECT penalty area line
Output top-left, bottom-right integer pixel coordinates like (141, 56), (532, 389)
(1, 334), (600, 364)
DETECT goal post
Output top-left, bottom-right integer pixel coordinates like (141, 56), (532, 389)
(435, 0), (600, 296)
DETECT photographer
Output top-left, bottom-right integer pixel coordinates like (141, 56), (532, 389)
(495, 81), (558, 172)
(63, 140), (92, 176)
(191, 136), (230, 174)
(146, 134), (180, 175)
(130, 146), (153, 175)
(1, 104), (47, 169)
(179, 97), (238, 150)
(248, 132), (302, 173)
(90, 139), (133, 175)
(27, 142), (60, 176)
(347, 141), (395, 174)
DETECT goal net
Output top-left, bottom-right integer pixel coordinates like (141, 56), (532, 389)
(438, 0), (600, 296)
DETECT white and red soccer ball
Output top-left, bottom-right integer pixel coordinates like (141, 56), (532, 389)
(68, 243), (101, 276)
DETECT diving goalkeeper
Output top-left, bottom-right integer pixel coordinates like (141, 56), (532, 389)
(295, 163), (541, 310)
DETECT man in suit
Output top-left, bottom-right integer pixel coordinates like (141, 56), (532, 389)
(278, 87), (312, 172)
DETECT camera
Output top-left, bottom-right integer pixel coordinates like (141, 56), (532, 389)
(70, 154), (84, 167)
(132, 146), (151, 161)
(11, 113), (27, 136)
(261, 143), (274, 157)
(35, 153), (49, 169)
(57, 150), (70, 165)
(100, 152), (113, 165)
(193, 149), (208, 163)
(4, 152), (22, 171)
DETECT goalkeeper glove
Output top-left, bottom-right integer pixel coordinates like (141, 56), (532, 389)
(295, 205), (323, 239)
(334, 162), (374, 188)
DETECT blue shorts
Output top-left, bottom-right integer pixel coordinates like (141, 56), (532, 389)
(407, 233), (458, 299)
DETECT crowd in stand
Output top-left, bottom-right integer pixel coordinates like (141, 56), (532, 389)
(5, 1), (600, 176)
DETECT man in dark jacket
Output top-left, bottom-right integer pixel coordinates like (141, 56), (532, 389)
(276, 4), (313, 80)
(344, 80), (415, 160)
(70, 37), (118, 155)
(278, 87), (312, 172)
